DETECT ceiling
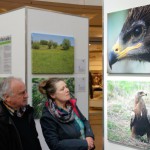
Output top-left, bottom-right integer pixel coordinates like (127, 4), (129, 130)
(0, 0), (102, 43)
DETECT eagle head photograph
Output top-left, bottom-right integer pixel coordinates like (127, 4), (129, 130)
(107, 80), (150, 149)
(107, 4), (150, 73)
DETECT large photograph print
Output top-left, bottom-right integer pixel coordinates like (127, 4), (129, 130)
(32, 33), (74, 74)
(32, 77), (75, 119)
(107, 80), (150, 149)
(107, 4), (150, 73)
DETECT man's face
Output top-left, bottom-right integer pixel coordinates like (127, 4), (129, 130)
(6, 80), (28, 110)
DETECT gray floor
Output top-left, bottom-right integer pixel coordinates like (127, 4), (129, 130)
(89, 108), (103, 150)
(89, 90), (103, 150)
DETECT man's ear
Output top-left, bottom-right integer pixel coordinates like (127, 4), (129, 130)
(3, 94), (10, 102)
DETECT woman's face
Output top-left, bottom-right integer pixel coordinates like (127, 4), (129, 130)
(51, 81), (71, 102)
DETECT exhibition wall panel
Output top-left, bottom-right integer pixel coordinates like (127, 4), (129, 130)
(0, 7), (89, 150)
(0, 8), (26, 81)
(104, 0), (150, 150)
(26, 7), (89, 150)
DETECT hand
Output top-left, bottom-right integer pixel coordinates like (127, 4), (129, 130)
(86, 137), (94, 150)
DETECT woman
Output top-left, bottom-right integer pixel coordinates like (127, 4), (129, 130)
(39, 78), (95, 150)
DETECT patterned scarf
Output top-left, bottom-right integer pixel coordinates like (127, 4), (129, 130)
(47, 99), (75, 123)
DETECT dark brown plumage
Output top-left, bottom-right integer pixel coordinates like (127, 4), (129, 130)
(130, 91), (150, 142)
(109, 5), (150, 69)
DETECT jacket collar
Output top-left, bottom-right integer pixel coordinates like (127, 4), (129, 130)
(0, 101), (33, 124)
(69, 98), (77, 107)
(69, 98), (80, 117)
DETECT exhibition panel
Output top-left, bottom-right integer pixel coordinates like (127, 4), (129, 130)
(0, 7), (89, 150)
(104, 0), (150, 150)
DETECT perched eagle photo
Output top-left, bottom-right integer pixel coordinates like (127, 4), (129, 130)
(108, 4), (150, 73)
(130, 91), (150, 143)
(107, 80), (150, 149)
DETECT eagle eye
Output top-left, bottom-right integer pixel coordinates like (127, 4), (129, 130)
(123, 33), (131, 43)
(133, 26), (143, 38)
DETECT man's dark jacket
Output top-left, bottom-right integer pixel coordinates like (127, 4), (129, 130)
(0, 101), (42, 150)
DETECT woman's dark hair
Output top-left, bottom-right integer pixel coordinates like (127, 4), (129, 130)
(38, 78), (63, 99)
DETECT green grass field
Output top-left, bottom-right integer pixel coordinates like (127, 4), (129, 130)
(32, 47), (74, 74)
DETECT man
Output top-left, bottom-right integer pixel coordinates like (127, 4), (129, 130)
(0, 77), (42, 150)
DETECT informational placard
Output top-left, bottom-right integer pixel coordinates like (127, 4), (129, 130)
(75, 77), (86, 92)
(75, 59), (86, 74)
(0, 35), (11, 74)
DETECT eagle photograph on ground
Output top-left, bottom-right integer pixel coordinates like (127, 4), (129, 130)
(107, 80), (150, 149)
(107, 4), (150, 73)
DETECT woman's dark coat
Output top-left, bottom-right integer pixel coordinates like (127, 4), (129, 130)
(40, 99), (94, 150)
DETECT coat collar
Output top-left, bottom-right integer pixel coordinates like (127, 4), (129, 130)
(69, 98), (80, 117)
(0, 101), (33, 124)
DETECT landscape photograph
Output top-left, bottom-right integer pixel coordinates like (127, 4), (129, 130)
(32, 33), (74, 74)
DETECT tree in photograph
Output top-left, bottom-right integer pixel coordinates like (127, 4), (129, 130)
(32, 42), (40, 49)
(61, 39), (71, 50)
(48, 40), (53, 49)
(53, 42), (58, 49)
(40, 40), (48, 45)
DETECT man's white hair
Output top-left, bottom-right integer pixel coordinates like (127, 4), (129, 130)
(0, 76), (22, 101)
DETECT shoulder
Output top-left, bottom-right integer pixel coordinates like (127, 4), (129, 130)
(0, 102), (4, 114)
(0, 102), (9, 123)
(41, 105), (53, 120)
(41, 101), (53, 117)
(40, 106), (58, 128)
(26, 105), (34, 113)
(0, 101), (9, 117)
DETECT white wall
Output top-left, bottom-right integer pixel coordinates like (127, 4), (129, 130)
(26, 7), (89, 150)
(104, 0), (150, 150)
(0, 7), (89, 150)
(0, 9), (26, 81)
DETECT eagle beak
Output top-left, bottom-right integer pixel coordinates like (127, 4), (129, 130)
(108, 39), (143, 69)
(108, 51), (118, 69)
(108, 40), (121, 69)
(142, 92), (147, 96)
